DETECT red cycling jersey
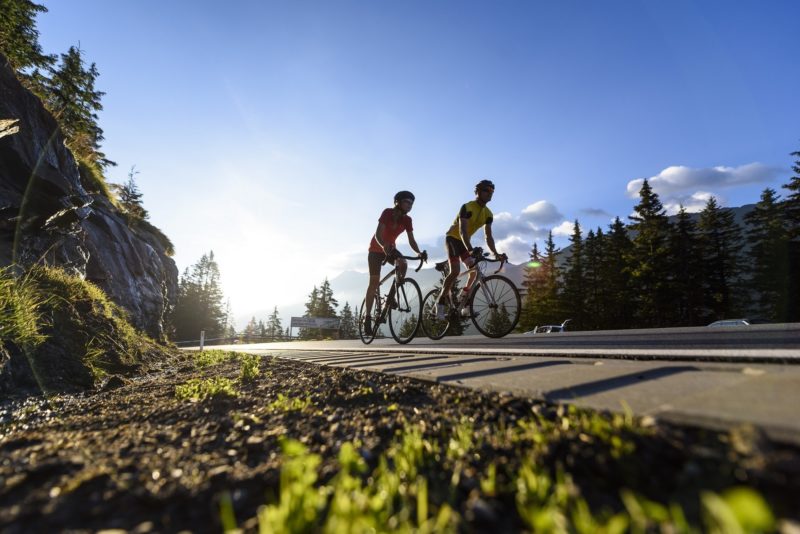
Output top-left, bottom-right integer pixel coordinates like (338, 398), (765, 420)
(369, 208), (413, 253)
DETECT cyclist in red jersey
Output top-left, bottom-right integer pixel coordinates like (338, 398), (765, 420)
(364, 191), (427, 335)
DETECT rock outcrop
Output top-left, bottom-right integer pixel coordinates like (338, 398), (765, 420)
(0, 54), (177, 340)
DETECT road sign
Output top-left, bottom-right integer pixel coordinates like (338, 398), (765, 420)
(290, 317), (341, 329)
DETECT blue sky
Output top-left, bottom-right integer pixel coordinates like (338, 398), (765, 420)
(35, 0), (800, 318)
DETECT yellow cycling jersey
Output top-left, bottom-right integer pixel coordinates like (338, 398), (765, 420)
(446, 200), (494, 241)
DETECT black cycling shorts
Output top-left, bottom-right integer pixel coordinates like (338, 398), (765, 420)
(368, 251), (396, 276)
(445, 236), (469, 260)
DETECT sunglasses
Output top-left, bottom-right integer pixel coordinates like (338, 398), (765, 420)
(481, 188), (495, 194)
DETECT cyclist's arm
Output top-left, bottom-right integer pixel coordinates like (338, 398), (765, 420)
(484, 223), (507, 260)
(484, 222), (501, 256)
(459, 217), (473, 251)
(406, 229), (422, 256)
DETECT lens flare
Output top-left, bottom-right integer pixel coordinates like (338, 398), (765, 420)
(527, 261), (542, 269)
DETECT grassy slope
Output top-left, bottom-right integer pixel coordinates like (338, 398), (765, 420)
(1, 265), (174, 395)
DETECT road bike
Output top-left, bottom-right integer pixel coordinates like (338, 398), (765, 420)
(358, 254), (425, 345)
(421, 252), (521, 339)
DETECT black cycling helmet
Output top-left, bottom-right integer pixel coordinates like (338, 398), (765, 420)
(394, 190), (415, 204)
(475, 179), (495, 194)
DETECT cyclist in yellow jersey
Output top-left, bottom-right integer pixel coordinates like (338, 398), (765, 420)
(436, 179), (507, 319)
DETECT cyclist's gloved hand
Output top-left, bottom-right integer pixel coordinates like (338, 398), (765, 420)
(496, 252), (508, 262)
(420, 250), (428, 262)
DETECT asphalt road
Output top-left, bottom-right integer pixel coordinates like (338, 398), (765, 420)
(199, 323), (800, 443)
(211, 323), (800, 362)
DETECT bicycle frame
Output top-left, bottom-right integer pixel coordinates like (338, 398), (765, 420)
(360, 253), (426, 344)
(372, 255), (426, 327)
(447, 254), (506, 306)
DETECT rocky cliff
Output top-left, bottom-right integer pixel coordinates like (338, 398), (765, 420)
(0, 55), (177, 340)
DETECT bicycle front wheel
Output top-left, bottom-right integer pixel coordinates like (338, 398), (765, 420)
(469, 275), (521, 338)
(388, 278), (422, 344)
(358, 297), (378, 344)
(420, 289), (451, 340)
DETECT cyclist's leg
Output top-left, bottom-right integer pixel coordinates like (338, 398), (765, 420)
(365, 252), (385, 331)
(439, 237), (464, 305)
(395, 256), (407, 282)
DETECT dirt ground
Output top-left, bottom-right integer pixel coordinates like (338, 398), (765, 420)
(1, 351), (798, 533)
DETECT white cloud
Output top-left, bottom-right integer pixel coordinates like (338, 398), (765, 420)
(552, 221), (575, 237)
(626, 162), (782, 198)
(662, 191), (723, 215)
(625, 162), (783, 217)
(488, 202), (568, 260)
(491, 211), (535, 237)
(520, 201), (563, 226)
(495, 235), (532, 265)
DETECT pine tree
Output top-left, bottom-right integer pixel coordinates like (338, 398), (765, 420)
(43, 45), (112, 168)
(222, 299), (234, 341)
(171, 251), (227, 342)
(599, 217), (632, 329)
(317, 279), (339, 318)
(781, 147), (800, 321)
(112, 166), (148, 220)
(300, 279), (340, 339)
(784, 148), (800, 241)
(485, 304), (512, 336)
(266, 306), (283, 340)
(521, 232), (564, 330)
(669, 207), (704, 326)
(627, 179), (673, 327)
(398, 314), (419, 338)
(0, 0), (55, 94)
(243, 316), (258, 342)
(519, 242), (544, 331)
(744, 188), (789, 321)
(582, 228), (603, 329)
(338, 302), (357, 340)
(541, 232), (563, 326)
(561, 221), (586, 330)
(697, 197), (743, 321)
(299, 286), (319, 340)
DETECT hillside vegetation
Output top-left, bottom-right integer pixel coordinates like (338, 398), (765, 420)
(1, 265), (174, 396)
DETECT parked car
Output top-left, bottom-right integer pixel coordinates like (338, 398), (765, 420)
(707, 318), (751, 327)
(524, 319), (572, 334)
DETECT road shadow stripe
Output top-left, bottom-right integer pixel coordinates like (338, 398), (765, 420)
(435, 360), (572, 382)
(303, 353), (449, 365)
(320, 355), (452, 367)
(290, 353), (395, 363)
(543, 366), (701, 401)
(369, 357), (504, 374)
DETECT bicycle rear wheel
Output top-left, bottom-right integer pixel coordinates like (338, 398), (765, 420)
(420, 289), (451, 340)
(358, 297), (378, 344)
(388, 278), (422, 344)
(469, 275), (521, 338)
